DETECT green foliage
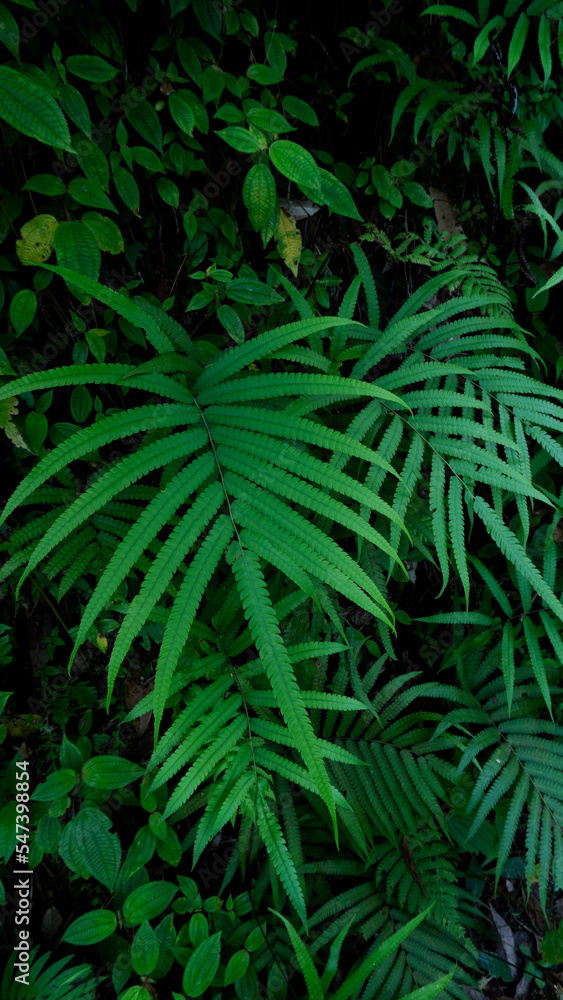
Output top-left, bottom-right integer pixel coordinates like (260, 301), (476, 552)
(2, 0), (563, 996)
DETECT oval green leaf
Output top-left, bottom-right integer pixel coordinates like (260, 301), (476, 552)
(169, 93), (195, 135)
(217, 304), (244, 344)
(318, 167), (362, 220)
(123, 881), (178, 925)
(247, 107), (295, 133)
(269, 140), (322, 198)
(402, 181), (433, 208)
(243, 163), (277, 231)
(0, 3), (20, 60)
(25, 410), (47, 454)
(182, 933), (222, 997)
(131, 918), (160, 976)
(123, 825), (156, 878)
(54, 221), (101, 284)
(81, 755), (144, 790)
(217, 126), (261, 152)
(68, 177), (116, 212)
(81, 213), (125, 254)
(156, 177), (180, 208)
(223, 949), (250, 986)
(22, 174), (66, 197)
(62, 910), (117, 945)
(113, 166), (140, 215)
(70, 385), (93, 423)
(9, 289), (37, 336)
(72, 134), (110, 191)
(226, 277), (283, 305)
(282, 95), (319, 127)
(31, 768), (77, 802)
(66, 55), (119, 83)
(125, 97), (163, 152)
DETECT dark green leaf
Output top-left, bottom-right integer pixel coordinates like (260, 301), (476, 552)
(66, 54), (119, 83)
(62, 910), (117, 945)
(0, 66), (72, 150)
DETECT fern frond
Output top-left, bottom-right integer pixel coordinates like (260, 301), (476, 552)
(237, 525), (319, 605)
(15, 430), (206, 598)
(252, 719), (364, 767)
(121, 656), (225, 727)
(151, 514), (234, 736)
(39, 264), (176, 354)
(429, 451), (449, 595)
(192, 765), (254, 867)
(69, 454), (215, 665)
(256, 791), (308, 928)
(275, 270), (316, 318)
(1, 404), (200, 528)
(494, 771), (530, 885)
(230, 485), (393, 626)
(270, 347), (332, 371)
(217, 442), (404, 570)
(271, 908), (322, 996)
(248, 691), (365, 711)
(6, 508), (66, 550)
(466, 755), (520, 841)
(164, 715), (248, 820)
(149, 674), (233, 768)
(232, 548), (337, 838)
(412, 415), (522, 451)
(330, 275), (361, 359)
(206, 404), (397, 471)
(215, 426), (403, 526)
(106, 482), (224, 704)
(399, 391), (490, 412)
(198, 371), (407, 407)
(253, 747), (319, 796)
(131, 295), (195, 355)
(351, 242), (380, 329)
(151, 695), (242, 792)
(42, 528), (96, 579)
(57, 543), (99, 599)
(448, 477), (470, 609)
(522, 616), (552, 718)
(389, 434), (425, 565)
(473, 496), (563, 629)
(468, 555), (513, 617)
(0, 363), (133, 398)
(193, 316), (366, 393)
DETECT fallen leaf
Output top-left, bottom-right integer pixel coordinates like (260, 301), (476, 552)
(428, 187), (466, 239)
(490, 905), (518, 981)
(279, 197), (321, 220)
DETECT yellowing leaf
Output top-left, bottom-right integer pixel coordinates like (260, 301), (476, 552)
(0, 397), (30, 452)
(96, 633), (108, 653)
(6, 714), (42, 738)
(248, 122), (268, 149)
(274, 208), (302, 277)
(16, 214), (58, 264)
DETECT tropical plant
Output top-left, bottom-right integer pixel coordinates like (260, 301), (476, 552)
(2, 0), (563, 997)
